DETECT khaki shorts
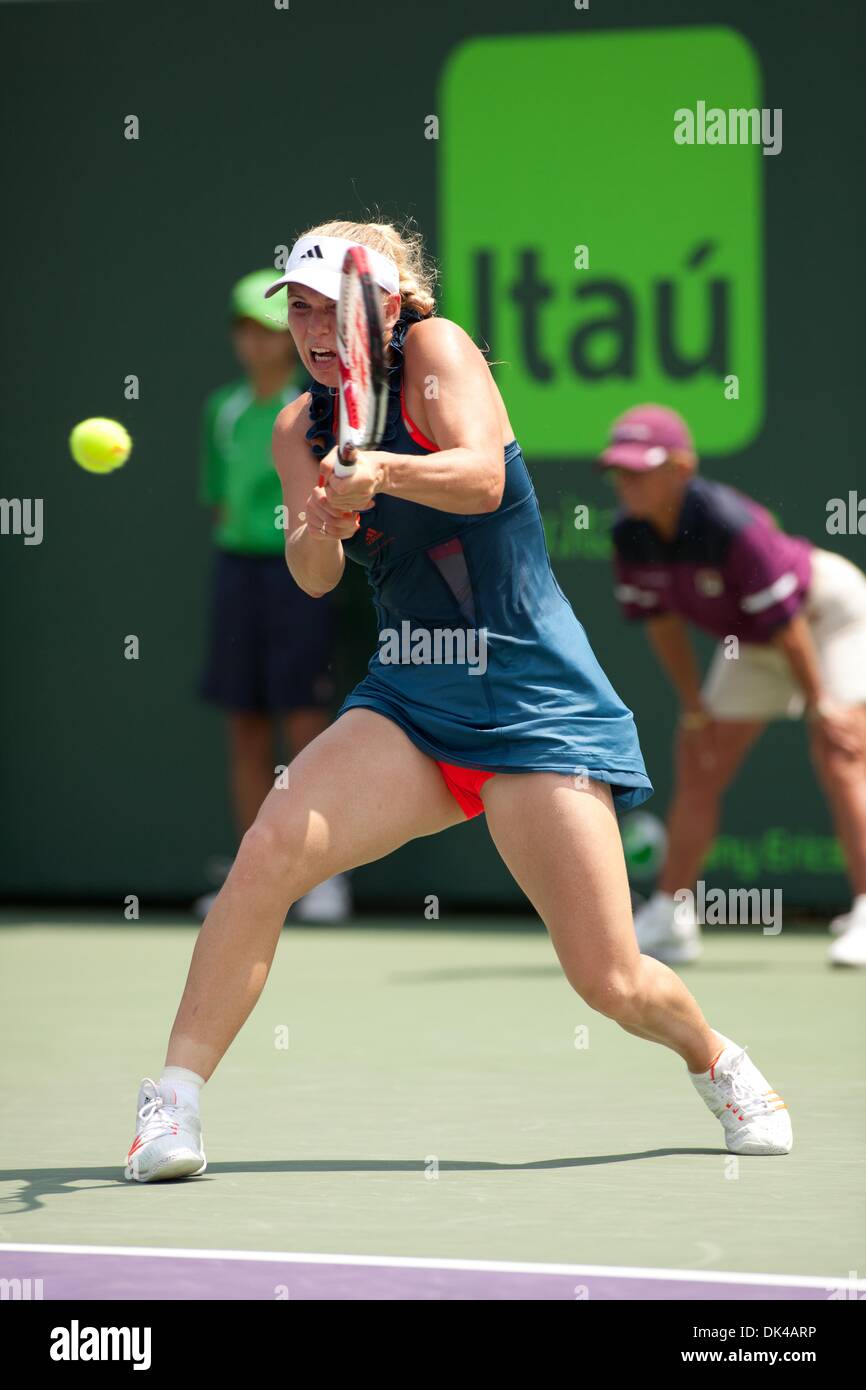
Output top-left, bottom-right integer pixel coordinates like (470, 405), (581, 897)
(702, 548), (866, 720)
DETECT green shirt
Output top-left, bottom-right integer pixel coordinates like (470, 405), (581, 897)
(200, 377), (304, 554)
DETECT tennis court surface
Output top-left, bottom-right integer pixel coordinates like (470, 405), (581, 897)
(2, 913), (864, 1300)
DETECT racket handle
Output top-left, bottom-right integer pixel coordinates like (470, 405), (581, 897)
(333, 449), (356, 478)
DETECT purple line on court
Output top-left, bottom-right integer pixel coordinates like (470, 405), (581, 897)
(0, 1250), (837, 1300)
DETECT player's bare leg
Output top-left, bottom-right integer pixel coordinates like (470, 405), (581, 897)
(481, 771), (792, 1153)
(169, 710), (463, 1079)
(482, 772), (718, 1067)
(125, 712), (463, 1181)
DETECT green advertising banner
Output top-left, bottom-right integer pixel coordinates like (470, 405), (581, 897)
(440, 27), (764, 456)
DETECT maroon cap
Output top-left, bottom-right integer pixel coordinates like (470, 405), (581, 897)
(599, 404), (694, 471)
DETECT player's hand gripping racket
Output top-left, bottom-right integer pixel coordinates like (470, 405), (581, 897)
(298, 246), (388, 528)
(333, 244), (389, 476)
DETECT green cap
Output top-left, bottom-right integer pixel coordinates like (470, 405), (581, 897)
(230, 269), (287, 331)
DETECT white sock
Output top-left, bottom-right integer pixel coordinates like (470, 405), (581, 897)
(160, 1065), (205, 1112)
(852, 895), (866, 915)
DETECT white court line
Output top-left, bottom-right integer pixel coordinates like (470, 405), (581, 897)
(0, 1243), (862, 1291)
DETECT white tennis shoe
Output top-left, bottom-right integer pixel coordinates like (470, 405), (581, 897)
(633, 892), (701, 964)
(829, 895), (866, 939)
(689, 1034), (792, 1155)
(828, 919), (866, 967)
(124, 1078), (206, 1182)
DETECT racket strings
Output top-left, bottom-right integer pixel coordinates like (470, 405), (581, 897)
(337, 250), (388, 460)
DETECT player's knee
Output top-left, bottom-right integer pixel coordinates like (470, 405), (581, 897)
(579, 969), (641, 1021)
(235, 817), (301, 881)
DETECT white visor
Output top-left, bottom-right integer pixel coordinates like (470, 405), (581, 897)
(263, 235), (400, 304)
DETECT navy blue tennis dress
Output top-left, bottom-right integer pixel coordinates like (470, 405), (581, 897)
(305, 310), (652, 813)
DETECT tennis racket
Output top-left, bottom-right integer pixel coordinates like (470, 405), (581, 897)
(333, 244), (389, 477)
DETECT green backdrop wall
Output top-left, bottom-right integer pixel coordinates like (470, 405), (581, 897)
(1, 0), (863, 909)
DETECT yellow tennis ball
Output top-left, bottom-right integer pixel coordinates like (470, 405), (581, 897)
(69, 418), (132, 473)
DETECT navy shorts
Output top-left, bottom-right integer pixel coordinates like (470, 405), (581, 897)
(199, 550), (337, 713)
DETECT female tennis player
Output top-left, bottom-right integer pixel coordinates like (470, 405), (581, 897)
(124, 221), (792, 1181)
(602, 404), (866, 968)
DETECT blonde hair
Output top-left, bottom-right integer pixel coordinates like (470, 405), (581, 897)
(299, 217), (437, 317)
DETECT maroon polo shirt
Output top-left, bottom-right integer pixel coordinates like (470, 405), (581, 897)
(611, 478), (813, 643)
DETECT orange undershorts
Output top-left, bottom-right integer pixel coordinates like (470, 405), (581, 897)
(436, 761), (496, 819)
